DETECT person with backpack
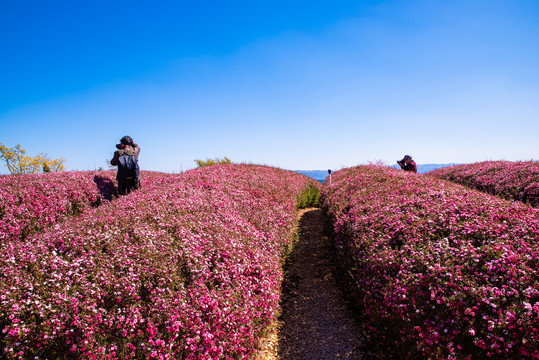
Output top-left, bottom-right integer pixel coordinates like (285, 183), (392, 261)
(397, 154), (417, 173)
(110, 136), (141, 195)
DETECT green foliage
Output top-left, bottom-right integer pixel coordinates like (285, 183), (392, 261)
(194, 157), (233, 167)
(0, 143), (65, 175)
(296, 184), (321, 209)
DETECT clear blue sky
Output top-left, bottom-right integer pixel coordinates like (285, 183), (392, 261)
(1, 0), (538, 174)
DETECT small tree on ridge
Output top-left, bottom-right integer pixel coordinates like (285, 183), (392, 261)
(0, 143), (65, 175)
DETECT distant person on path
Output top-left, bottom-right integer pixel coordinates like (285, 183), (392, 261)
(110, 136), (141, 195)
(397, 155), (417, 173)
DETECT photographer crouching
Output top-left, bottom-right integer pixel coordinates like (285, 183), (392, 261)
(110, 136), (141, 195)
(397, 155), (417, 173)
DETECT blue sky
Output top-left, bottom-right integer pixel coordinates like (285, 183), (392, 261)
(1, 0), (538, 174)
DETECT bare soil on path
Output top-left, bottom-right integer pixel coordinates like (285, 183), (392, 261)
(257, 208), (391, 360)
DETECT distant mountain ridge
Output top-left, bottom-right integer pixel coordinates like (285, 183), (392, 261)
(294, 170), (331, 182)
(295, 164), (460, 181)
(390, 163), (462, 174)
(421, 163), (462, 174)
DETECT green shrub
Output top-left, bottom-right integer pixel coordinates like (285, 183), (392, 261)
(194, 157), (233, 167)
(296, 184), (321, 209)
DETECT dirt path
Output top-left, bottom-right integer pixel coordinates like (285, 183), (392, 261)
(257, 208), (387, 360)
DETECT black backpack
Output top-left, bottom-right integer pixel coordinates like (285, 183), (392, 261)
(117, 151), (139, 182)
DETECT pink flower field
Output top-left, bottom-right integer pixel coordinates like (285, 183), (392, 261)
(428, 161), (539, 207)
(0, 171), (105, 243)
(0, 170), (173, 243)
(321, 165), (539, 359)
(1, 164), (320, 359)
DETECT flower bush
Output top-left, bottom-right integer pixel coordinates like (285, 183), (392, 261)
(0, 171), (105, 242)
(321, 165), (539, 359)
(1, 164), (320, 359)
(0, 170), (173, 243)
(428, 161), (539, 207)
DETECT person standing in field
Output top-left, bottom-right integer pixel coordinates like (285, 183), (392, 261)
(397, 155), (417, 173)
(110, 136), (141, 195)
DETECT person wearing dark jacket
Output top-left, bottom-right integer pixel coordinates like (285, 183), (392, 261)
(110, 136), (141, 195)
(397, 155), (417, 173)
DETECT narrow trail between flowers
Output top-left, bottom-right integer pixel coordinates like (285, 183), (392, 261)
(257, 208), (389, 360)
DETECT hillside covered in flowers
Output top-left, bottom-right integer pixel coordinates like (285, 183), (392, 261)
(321, 165), (539, 359)
(427, 160), (539, 207)
(2, 161), (539, 359)
(1, 165), (320, 359)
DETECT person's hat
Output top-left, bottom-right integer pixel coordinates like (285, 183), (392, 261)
(120, 136), (134, 146)
(404, 155), (412, 160)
